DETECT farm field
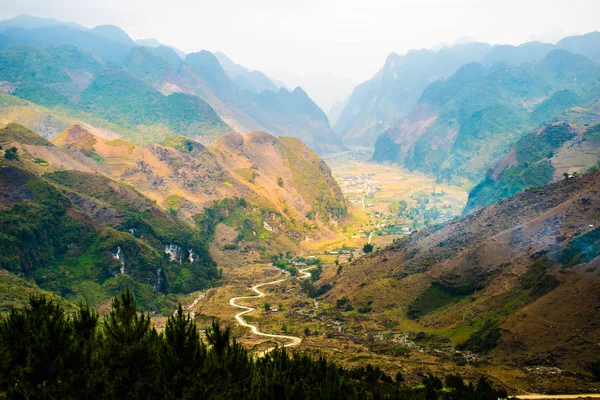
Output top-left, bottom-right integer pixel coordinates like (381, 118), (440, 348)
(309, 148), (469, 255)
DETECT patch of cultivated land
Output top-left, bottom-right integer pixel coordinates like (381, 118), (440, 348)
(311, 148), (468, 253)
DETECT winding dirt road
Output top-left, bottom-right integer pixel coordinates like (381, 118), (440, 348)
(229, 266), (314, 350)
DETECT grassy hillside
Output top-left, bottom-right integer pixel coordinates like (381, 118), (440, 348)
(0, 44), (230, 144)
(3, 123), (347, 258)
(277, 136), (347, 220)
(317, 170), (600, 377)
(79, 69), (229, 136)
(0, 270), (75, 314)
(214, 131), (347, 230)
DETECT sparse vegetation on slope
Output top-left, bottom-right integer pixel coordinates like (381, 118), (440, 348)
(321, 170), (600, 376)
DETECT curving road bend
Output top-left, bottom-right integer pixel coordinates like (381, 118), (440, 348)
(229, 266), (314, 351)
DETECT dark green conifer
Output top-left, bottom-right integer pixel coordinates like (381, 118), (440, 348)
(163, 304), (206, 398)
(101, 288), (161, 399)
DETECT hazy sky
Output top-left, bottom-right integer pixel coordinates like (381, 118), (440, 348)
(0, 0), (599, 83)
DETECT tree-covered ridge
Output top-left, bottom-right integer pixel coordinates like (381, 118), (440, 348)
(373, 49), (600, 184)
(0, 44), (70, 83)
(0, 290), (512, 400)
(465, 122), (598, 212)
(124, 45), (173, 84)
(0, 162), (219, 312)
(0, 44), (230, 144)
(78, 69), (228, 135)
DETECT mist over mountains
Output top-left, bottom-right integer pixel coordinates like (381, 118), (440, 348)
(0, 14), (341, 152)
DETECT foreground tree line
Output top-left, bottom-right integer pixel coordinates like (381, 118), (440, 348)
(0, 290), (512, 399)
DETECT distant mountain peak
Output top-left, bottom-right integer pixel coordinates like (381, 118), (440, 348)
(136, 38), (162, 47)
(292, 86), (308, 96)
(185, 50), (227, 80)
(136, 38), (186, 59)
(453, 36), (477, 45)
(90, 24), (135, 46)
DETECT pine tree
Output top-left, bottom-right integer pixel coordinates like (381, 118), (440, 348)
(163, 304), (206, 398)
(0, 296), (77, 399)
(205, 319), (231, 362)
(101, 288), (162, 399)
(70, 304), (102, 398)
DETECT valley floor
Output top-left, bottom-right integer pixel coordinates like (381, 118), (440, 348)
(311, 148), (468, 255)
(177, 262), (600, 396)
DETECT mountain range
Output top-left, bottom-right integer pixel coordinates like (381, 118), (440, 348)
(338, 31), (600, 148)
(373, 48), (600, 185)
(0, 15), (341, 153)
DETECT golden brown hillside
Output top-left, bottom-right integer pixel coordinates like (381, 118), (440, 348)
(3, 123), (346, 260)
(319, 171), (600, 377)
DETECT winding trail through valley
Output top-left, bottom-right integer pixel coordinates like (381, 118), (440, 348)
(229, 266), (314, 351)
(362, 186), (372, 211)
